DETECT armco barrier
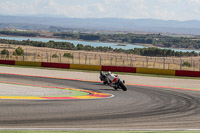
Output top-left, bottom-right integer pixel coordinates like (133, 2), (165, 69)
(70, 64), (101, 71)
(136, 68), (176, 76)
(176, 70), (200, 77)
(102, 66), (136, 73)
(0, 60), (15, 65)
(15, 61), (41, 67)
(41, 62), (70, 69)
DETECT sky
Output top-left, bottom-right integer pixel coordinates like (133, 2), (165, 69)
(0, 0), (200, 21)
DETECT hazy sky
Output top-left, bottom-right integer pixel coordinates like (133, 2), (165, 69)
(0, 0), (200, 21)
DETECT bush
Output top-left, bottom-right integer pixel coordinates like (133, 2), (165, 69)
(63, 52), (73, 58)
(1, 48), (9, 55)
(13, 47), (24, 56)
(182, 61), (191, 67)
(52, 54), (58, 58)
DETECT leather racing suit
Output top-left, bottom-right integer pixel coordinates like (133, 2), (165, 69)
(106, 72), (118, 87)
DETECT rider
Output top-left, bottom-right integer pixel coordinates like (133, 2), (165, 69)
(105, 71), (118, 87)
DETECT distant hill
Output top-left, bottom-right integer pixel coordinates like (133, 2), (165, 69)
(0, 15), (200, 35)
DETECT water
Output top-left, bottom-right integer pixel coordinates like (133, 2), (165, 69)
(0, 36), (144, 50)
(0, 36), (200, 53)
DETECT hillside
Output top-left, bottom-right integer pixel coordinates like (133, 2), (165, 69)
(1, 15), (200, 35)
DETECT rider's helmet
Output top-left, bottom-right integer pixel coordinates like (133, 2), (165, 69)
(107, 71), (111, 75)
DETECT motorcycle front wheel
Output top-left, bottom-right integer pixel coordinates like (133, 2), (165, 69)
(119, 81), (127, 91)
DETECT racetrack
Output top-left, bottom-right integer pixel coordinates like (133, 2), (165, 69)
(0, 73), (200, 129)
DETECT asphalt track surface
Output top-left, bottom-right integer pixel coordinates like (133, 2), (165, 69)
(0, 74), (200, 129)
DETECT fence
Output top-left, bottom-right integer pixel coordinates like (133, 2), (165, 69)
(1, 51), (200, 71)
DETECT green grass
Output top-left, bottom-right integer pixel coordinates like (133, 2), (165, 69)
(0, 130), (200, 133)
(0, 64), (199, 80)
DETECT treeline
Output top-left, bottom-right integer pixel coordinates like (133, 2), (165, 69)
(0, 39), (199, 57)
(53, 32), (155, 44)
(0, 30), (39, 37)
(1, 30), (200, 49)
(53, 32), (200, 49)
(154, 37), (200, 49)
(132, 47), (198, 57)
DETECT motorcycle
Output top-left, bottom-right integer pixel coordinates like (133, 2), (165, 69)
(99, 71), (127, 91)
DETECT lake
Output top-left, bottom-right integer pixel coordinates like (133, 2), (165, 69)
(0, 36), (200, 53)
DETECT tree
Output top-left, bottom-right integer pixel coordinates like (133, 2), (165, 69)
(1, 48), (9, 55)
(63, 52), (73, 58)
(76, 44), (85, 50)
(52, 54), (58, 58)
(182, 62), (191, 67)
(13, 47), (24, 56)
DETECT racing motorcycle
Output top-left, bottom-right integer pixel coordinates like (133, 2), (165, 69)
(99, 71), (127, 91)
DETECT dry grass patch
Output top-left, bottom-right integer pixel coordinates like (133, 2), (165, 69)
(0, 44), (200, 71)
